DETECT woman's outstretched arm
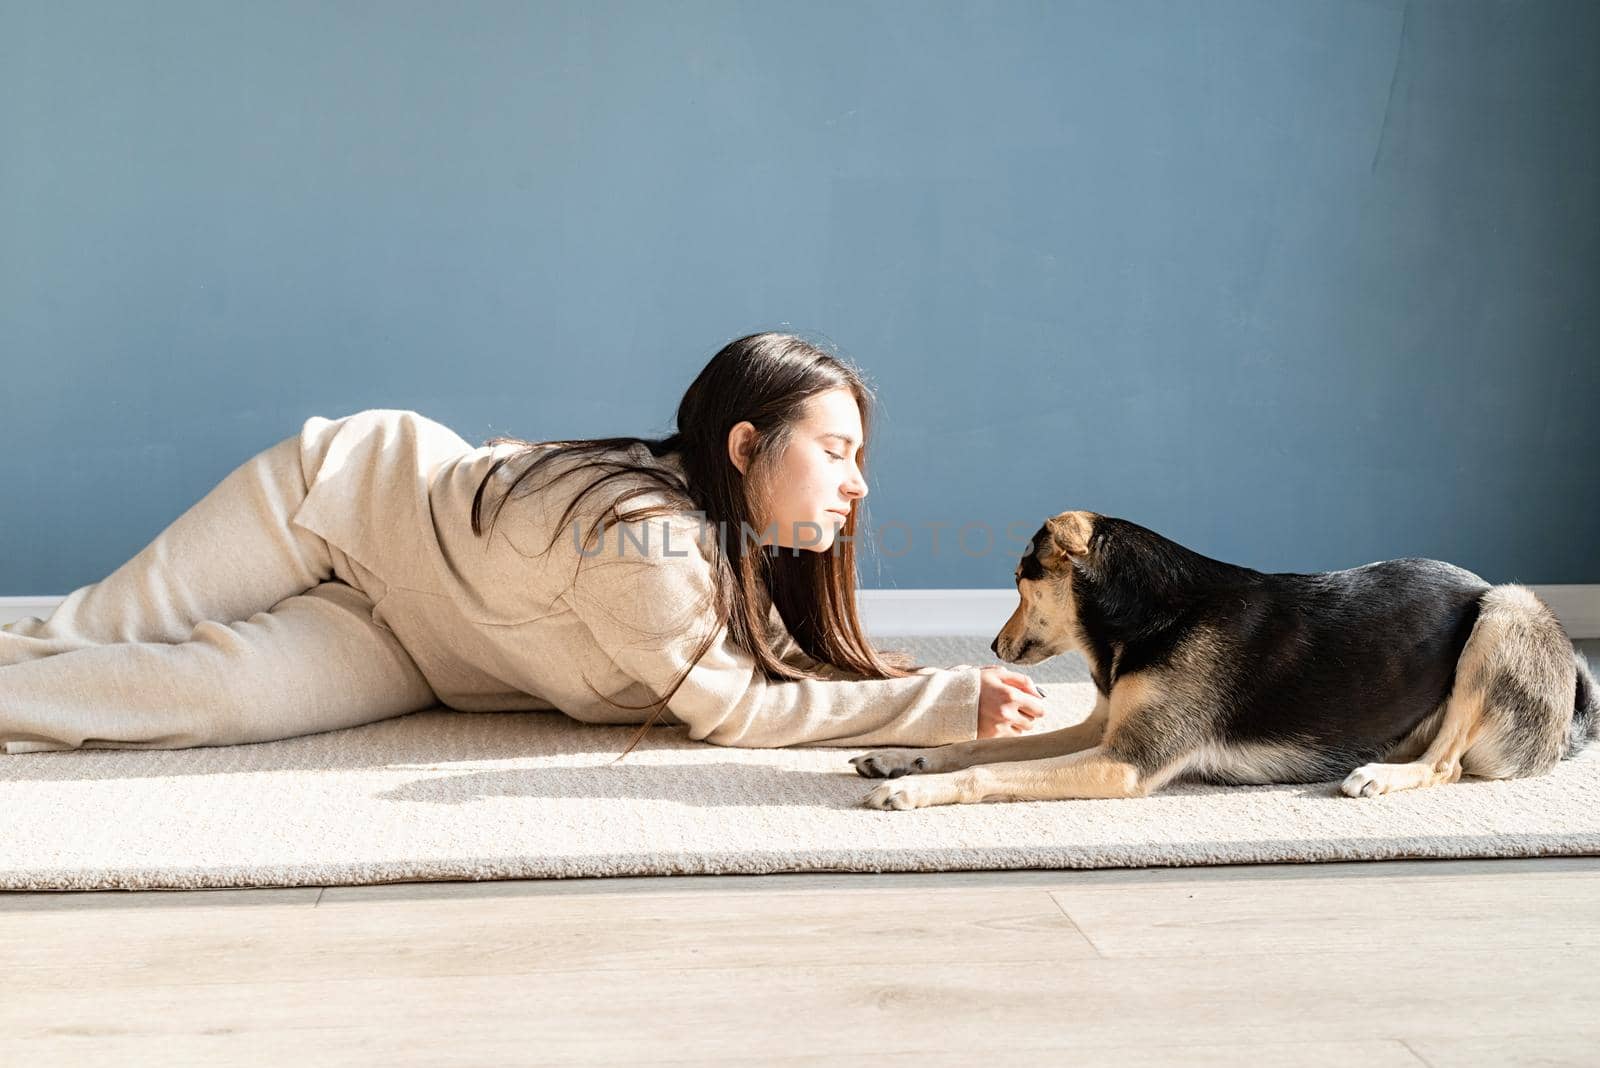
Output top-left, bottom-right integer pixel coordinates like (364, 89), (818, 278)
(558, 514), (982, 749)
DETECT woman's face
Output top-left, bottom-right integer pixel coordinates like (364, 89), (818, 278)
(730, 388), (869, 552)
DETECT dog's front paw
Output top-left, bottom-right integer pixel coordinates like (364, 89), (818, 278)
(862, 776), (958, 810)
(850, 749), (938, 779)
(1341, 764), (1391, 797)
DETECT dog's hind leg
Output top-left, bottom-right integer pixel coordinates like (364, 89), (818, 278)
(1342, 585), (1577, 798)
(1340, 696), (1484, 797)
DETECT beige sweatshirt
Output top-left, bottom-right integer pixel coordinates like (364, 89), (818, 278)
(290, 409), (984, 749)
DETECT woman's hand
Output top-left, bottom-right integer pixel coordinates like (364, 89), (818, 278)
(976, 664), (1048, 739)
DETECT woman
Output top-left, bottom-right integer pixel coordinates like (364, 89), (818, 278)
(0, 333), (1048, 757)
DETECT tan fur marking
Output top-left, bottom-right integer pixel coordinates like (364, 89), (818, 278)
(997, 533), (1084, 661)
(1045, 510), (1094, 557)
(1382, 705), (1446, 764)
(962, 746), (1145, 801)
(1168, 625), (1230, 676)
(993, 602), (1029, 658)
(1180, 740), (1319, 785)
(1107, 670), (1161, 737)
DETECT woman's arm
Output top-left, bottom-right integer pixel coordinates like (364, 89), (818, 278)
(561, 514), (982, 749)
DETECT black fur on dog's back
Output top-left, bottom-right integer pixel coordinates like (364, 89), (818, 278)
(1066, 517), (1493, 781)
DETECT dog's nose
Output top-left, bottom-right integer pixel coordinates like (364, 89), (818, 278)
(989, 637), (999, 656)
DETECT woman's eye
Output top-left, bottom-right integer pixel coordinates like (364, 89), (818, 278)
(826, 451), (844, 461)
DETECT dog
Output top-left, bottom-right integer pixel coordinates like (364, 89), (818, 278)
(852, 510), (1599, 810)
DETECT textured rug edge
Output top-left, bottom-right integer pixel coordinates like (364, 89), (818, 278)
(6, 835), (1600, 892)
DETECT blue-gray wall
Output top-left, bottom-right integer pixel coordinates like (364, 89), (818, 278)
(3, 0), (1596, 595)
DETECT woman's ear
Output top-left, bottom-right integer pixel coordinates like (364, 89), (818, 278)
(1044, 511), (1093, 558)
(727, 421), (757, 476)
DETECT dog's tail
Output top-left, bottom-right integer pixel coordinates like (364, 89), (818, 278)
(1447, 585), (1592, 777)
(1568, 649), (1600, 759)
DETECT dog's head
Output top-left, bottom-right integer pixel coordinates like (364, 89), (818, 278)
(991, 510), (1096, 665)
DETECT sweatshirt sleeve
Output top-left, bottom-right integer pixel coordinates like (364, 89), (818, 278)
(559, 513), (982, 749)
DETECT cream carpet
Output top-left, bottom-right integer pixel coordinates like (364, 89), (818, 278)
(3, 636), (1598, 892)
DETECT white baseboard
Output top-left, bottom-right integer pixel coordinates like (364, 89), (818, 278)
(4, 586), (1598, 639)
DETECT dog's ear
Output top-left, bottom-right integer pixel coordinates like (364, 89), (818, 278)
(1044, 511), (1093, 559)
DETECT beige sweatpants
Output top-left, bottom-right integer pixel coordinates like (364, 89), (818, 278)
(0, 432), (441, 755)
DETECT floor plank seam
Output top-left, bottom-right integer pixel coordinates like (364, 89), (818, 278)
(1399, 1036), (1437, 1067)
(1043, 891), (1108, 958)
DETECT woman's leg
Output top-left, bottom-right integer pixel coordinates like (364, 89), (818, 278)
(1, 432), (342, 665)
(0, 580), (438, 754)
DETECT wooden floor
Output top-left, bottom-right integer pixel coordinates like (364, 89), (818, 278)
(2, 855), (1597, 1066)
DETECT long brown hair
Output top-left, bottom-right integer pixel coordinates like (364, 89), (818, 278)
(467, 331), (922, 759)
